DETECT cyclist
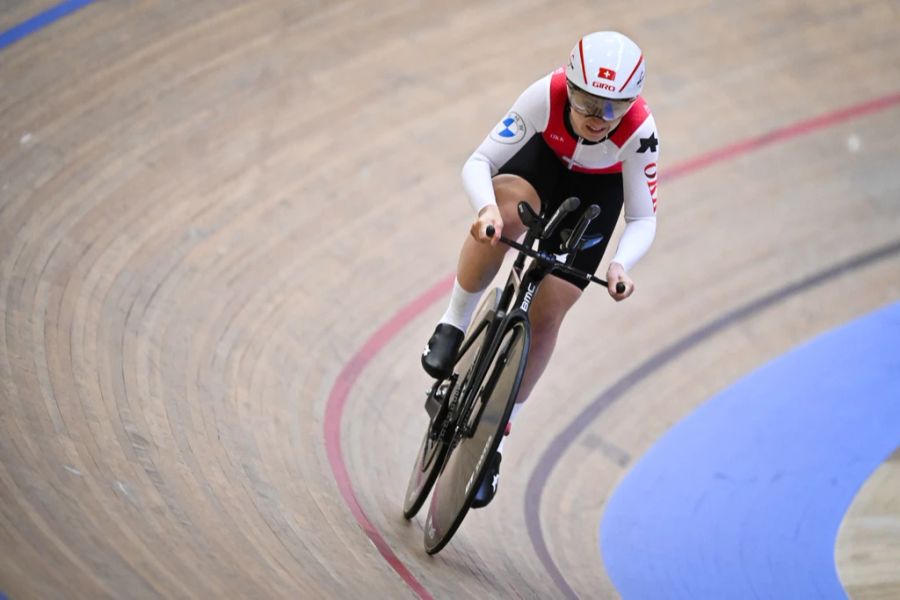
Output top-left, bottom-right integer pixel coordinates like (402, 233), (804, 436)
(421, 31), (660, 508)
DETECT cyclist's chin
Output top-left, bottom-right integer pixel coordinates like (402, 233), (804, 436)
(575, 118), (611, 141)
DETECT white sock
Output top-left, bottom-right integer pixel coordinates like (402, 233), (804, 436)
(497, 403), (525, 454)
(439, 278), (483, 332)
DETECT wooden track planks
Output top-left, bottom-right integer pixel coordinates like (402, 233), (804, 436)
(1, 0), (898, 598)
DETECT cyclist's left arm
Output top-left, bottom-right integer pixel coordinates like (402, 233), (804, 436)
(611, 115), (660, 273)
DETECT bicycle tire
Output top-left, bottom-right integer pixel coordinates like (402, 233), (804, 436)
(401, 385), (452, 519)
(423, 318), (530, 554)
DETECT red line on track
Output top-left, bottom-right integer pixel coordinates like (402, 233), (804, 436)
(323, 273), (454, 599)
(323, 91), (900, 598)
(664, 91), (900, 182)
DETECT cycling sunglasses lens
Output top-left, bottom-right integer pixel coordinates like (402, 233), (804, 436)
(567, 85), (634, 121)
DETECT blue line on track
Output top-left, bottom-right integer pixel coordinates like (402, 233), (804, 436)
(600, 301), (900, 599)
(0, 0), (94, 51)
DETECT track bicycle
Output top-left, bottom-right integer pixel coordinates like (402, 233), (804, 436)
(402, 196), (625, 554)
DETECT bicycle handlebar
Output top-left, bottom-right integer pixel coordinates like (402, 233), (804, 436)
(484, 224), (627, 294)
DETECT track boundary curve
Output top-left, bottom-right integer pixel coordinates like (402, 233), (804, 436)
(324, 93), (900, 598)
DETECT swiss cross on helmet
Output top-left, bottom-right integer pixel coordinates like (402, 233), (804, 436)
(566, 31), (645, 100)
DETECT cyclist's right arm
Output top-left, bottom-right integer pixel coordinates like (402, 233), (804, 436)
(461, 75), (551, 242)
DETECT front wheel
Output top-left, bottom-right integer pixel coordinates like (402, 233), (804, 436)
(423, 319), (529, 554)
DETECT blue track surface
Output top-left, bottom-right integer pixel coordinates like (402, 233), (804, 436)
(0, 0), (94, 51)
(601, 301), (900, 599)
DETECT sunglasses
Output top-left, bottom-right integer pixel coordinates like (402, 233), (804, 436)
(567, 82), (636, 121)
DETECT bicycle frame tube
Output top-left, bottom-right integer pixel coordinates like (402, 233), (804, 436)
(455, 246), (555, 427)
(461, 317), (530, 439)
(453, 214), (589, 429)
(508, 242), (558, 320)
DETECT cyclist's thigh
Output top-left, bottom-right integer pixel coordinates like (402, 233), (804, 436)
(492, 174), (540, 229)
(496, 134), (563, 215)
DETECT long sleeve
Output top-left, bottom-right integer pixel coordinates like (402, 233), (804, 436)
(460, 75), (551, 213)
(611, 116), (659, 271)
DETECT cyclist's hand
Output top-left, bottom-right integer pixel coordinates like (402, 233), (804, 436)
(607, 262), (634, 301)
(471, 205), (503, 246)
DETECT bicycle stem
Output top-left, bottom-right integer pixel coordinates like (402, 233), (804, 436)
(485, 203), (627, 294)
(491, 233), (613, 289)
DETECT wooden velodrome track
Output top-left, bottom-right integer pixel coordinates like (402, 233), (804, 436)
(2, 0), (898, 598)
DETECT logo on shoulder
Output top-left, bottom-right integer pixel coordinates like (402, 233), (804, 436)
(490, 111), (526, 144)
(637, 132), (659, 154)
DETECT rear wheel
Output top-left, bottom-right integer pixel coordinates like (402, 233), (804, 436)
(401, 289), (500, 519)
(402, 381), (453, 519)
(423, 319), (529, 554)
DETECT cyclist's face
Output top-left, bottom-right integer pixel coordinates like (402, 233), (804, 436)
(569, 108), (619, 142)
(566, 81), (634, 142)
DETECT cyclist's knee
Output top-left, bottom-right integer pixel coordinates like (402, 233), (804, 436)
(530, 312), (564, 345)
(492, 175), (540, 236)
(526, 304), (564, 348)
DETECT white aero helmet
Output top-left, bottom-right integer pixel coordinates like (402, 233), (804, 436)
(566, 31), (645, 101)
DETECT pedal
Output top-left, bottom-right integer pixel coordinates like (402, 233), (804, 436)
(424, 380), (451, 419)
(424, 388), (440, 419)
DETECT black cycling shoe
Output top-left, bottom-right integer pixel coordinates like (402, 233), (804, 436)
(471, 452), (501, 509)
(421, 323), (464, 380)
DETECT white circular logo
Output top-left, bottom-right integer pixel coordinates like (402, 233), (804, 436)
(490, 111), (526, 144)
